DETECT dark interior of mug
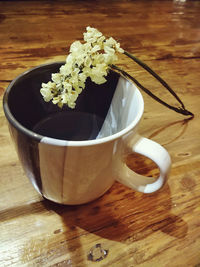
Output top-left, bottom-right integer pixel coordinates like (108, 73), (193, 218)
(5, 63), (123, 141)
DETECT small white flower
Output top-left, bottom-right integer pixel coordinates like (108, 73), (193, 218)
(103, 53), (118, 65)
(52, 96), (61, 105)
(90, 74), (107, 85)
(40, 88), (53, 102)
(96, 36), (106, 48)
(61, 94), (69, 104)
(40, 82), (55, 102)
(91, 45), (101, 54)
(60, 64), (72, 76)
(116, 43), (124, 53)
(62, 81), (72, 91)
(79, 72), (87, 83)
(92, 53), (105, 65)
(84, 55), (92, 68)
(52, 73), (62, 83)
(104, 45), (115, 55)
(83, 26), (102, 44)
(66, 54), (73, 65)
(83, 42), (92, 52)
(104, 37), (124, 53)
(69, 41), (83, 54)
(68, 91), (79, 108)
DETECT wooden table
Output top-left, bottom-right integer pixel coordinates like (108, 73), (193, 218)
(0, 1), (200, 266)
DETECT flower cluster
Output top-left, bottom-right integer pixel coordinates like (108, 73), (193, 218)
(40, 26), (124, 108)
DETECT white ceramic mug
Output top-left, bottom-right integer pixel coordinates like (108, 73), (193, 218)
(3, 62), (171, 205)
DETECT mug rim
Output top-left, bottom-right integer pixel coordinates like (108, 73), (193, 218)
(3, 62), (144, 147)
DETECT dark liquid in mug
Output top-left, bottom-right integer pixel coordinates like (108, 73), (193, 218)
(33, 112), (104, 141)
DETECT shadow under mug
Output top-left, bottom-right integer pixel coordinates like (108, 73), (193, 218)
(3, 62), (171, 205)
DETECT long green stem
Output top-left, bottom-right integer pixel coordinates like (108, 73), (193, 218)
(110, 64), (194, 118)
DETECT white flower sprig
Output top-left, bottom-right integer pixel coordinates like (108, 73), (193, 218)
(40, 26), (193, 117)
(40, 26), (124, 108)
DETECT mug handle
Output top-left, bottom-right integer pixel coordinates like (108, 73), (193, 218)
(116, 136), (171, 193)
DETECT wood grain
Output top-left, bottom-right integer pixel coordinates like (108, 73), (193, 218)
(0, 1), (200, 266)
